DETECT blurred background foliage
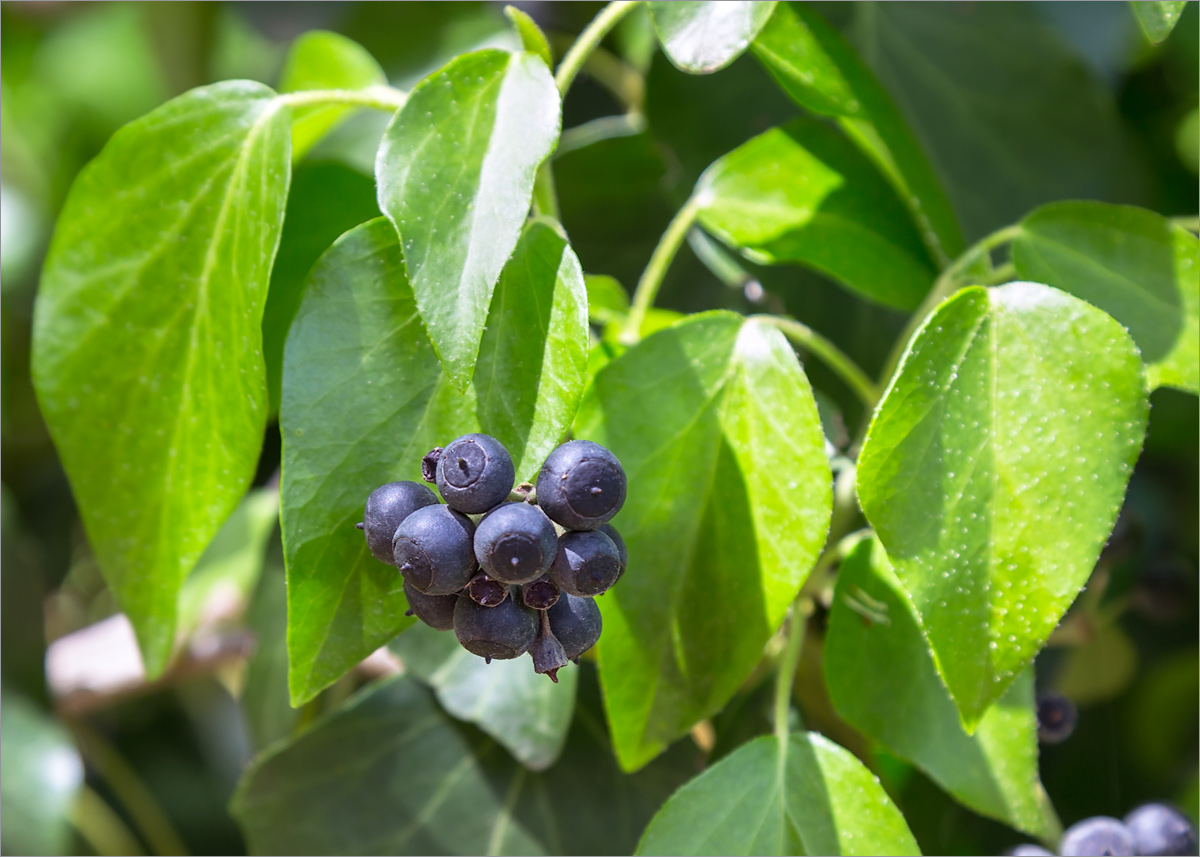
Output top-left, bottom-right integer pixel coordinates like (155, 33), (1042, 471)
(1, 2), (1196, 855)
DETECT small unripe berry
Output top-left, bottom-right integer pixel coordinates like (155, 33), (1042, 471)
(360, 481), (439, 564)
(536, 440), (626, 530)
(436, 433), (515, 514)
(393, 505), (476, 595)
(1036, 691), (1077, 745)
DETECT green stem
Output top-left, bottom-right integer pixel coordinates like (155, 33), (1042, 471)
(773, 603), (809, 743)
(532, 162), (560, 220)
(554, 1), (642, 98)
(71, 786), (146, 857)
(278, 86), (408, 112)
(755, 315), (880, 409)
(622, 195), (702, 342)
(70, 721), (189, 857)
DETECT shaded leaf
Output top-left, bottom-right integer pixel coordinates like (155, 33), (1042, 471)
(857, 283), (1148, 727)
(376, 49), (560, 389)
(1, 691), (84, 856)
(280, 30), (388, 160)
(32, 81), (291, 675)
(574, 312), (831, 771)
(752, 1), (963, 264)
(281, 218), (586, 704)
(826, 536), (1060, 841)
(1053, 616), (1139, 707)
(390, 622), (577, 771)
(1012, 201), (1199, 394)
(242, 556), (299, 751)
(695, 116), (935, 310)
(648, 1), (777, 74)
(231, 673), (692, 855)
(637, 731), (919, 855)
(1131, 1), (1187, 44)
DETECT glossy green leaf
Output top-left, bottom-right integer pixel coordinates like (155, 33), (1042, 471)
(177, 486), (279, 637)
(1131, 1), (1187, 44)
(851, 3), (1131, 241)
(280, 30), (387, 160)
(504, 5), (553, 68)
(585, 274), (630, 326)
(376, 49), (560, 389)
(574, 312), (831, 771)
(1, 691), (84, 856)
(857, 282), (1149, 727)
(32, 81), (291, 676)
(1012, 201), (1200, 394)
(695, 117), (935, 310)
(231, 673), (693, 855)
(752, 1), (963, 265)
(281, 218), (587, 704)
(243, 558), (299, 751)
(390, 623), (577, 771)
(637, 731), (920, 855)
(826, 536), (1060, 841)
(648, 1), (777, 74)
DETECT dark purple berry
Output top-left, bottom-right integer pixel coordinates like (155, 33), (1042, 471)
(392, 504), (476, 595)
(1004, 846), (1053, 856)
(361, 481), (439, 564)
(436, 433), (515, 514)
(453, 595), (538, 661)
(466, 572), (509, 608)
(402, 580), (457, 631)
(1036, 691), (1077, 745)
(547, 593), (602, 661)
(1060, 817), (1135, 856)
(598, 522), (627, 578)
(536, 440), (626, 530)
(550, 529), (621, 597)
(473, 502), (557, 585)
(1124, 803), (1197, 856)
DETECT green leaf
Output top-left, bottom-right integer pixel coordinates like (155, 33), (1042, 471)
(637, 731), (920, 855)
(281, 218), (587, 704)
(857, 282), (1149, 728)
(231, 673), (693, 855)
(279, 30), (387, 160)
(574, 312), (831, 771)
(32, 81), (291, 676)
(1053, 615), (1139, 707)
(177, 486), (279, 637)
(243, 558), (299, 751)
(1131, 1), (1187, 44)
(504, 5), (553, 68)
(376, 49), (561, 389)
(695, 117), (936, 310)
(752, 1), (963, 265)
(850, 3), (1131, 241)
(826, 536), (1060, 841)
(585, 274), (630, 325)
(1, 691), (84, 856)
(390, 623), (577, 771)
(648, 1), (777, 74)
(1012, 201), (1200, 395)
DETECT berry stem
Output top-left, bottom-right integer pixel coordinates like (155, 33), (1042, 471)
(623, 194), (703, 343)
(553, 1), (641, 99)
(754, 315), (880, 410)
(773, 600), (810, 744)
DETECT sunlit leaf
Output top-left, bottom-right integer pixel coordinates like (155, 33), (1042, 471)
(648, 1), (777, 74)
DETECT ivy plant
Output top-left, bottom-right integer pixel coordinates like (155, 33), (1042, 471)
(29, 1), (1198, 855)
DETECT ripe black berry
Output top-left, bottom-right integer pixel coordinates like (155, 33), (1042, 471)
(550, 529), (622, 597)
(1060, 817), (1135, 857)
(1124, 804), (1197, 856)
(360, 481), (439, 564)
(1003, 846), (1053, 856)
(473, 502), (557, 585)
(598, 522), (627, 577)
(466, 572), (508, 608)
(402, 580), (458, 631)
(522, 575), (560, 611)
(1036, 691), (1077, 745)
(436, 433), (515, 514)
(529, 610), (569, 682)
(536, 440), (626, 530)
(453, 595), (538, 661)
(392, 504), (476, 595)
(547, 593), (602, 661)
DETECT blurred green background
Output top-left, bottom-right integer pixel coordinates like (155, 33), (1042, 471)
(2, 2), (1196, 855)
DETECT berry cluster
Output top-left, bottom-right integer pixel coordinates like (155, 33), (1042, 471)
(1007, 804), (1197, 856)
(358, 434), (627, 681)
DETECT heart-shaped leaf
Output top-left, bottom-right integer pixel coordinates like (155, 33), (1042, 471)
(857, 282), (1148, 728)
(376, 49), (560, 389)
(695, 117), (936, 310)
(636, 731), (919, 855)
(574, 312), (831, 771)
(32, 81), (291, 675)
(1012, 201), (1199, 394)
(281, 217), (587, 704)
(648, 1), (777, 74)
(826, 535), (1060, 841)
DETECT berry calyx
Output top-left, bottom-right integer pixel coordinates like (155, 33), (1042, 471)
(466, 572), (508, 607)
